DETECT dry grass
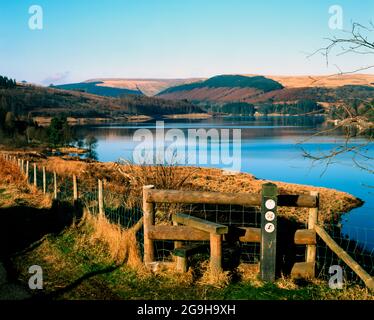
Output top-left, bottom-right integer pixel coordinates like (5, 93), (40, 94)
(0, 157), (52, 208)
(83, 210), (143, 268)
(4, 152), (361, 224)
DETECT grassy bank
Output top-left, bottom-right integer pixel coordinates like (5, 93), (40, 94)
(0, 152), (371, 300)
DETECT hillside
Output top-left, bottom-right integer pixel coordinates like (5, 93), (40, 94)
(157, 75), (374, 105)
(52, 81), (143, 97)
(157, 75), (285, 102)
(254, 74), (374, 88)
(74, 74), (374, 98)
(86, 78), (203, 96)
(0, 84), (202, 119)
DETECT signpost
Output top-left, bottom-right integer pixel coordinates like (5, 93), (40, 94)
(260, 182), (278, 282)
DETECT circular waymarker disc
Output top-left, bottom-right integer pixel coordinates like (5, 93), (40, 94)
(265, 211), (275, 221)
(265, 199), (276, 210)
(265, 223), (275, 233)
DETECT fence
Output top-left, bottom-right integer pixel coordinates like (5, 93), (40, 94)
(0, 153), (144, 251)
(1, 152), (373, 290)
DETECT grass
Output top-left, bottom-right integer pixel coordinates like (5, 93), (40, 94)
(0, 153), (372, 300)
(8, 210), (373, 300)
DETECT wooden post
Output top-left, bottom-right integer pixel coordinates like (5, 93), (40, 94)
(17, 158), (21, 169)
(73, 174), (78, 201)
(260, 182), (278, 282)
(21, 159), (24, 174)
(42, 167), (46, 194)
(315, 225), (374, 291)
(53, 172), (57, 199)
(33, 164), (37, 187)
(174, 221), (186, 272)
(143, 185), (155, 265)
(306, 191), (319, 276)
(25, 161), (29, 180)
(98, 179), (104, 216)
(210, 233), (223, 274)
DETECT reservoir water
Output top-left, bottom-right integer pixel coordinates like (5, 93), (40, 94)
(75, 116), (374, 251)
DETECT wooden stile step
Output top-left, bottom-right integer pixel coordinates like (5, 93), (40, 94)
(173, 244), (209, 258)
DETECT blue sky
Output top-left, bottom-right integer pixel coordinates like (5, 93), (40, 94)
(0, 0), (373, 85)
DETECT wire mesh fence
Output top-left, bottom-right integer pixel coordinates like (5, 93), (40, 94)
(153, 202), (261, 264)
(2, 153), (374, 288)
(315, 222), (374, 284)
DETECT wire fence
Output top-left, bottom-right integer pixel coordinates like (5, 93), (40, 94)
(1, 153), (373, 288)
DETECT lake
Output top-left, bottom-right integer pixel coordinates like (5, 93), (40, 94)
(75, 116), (374, 250)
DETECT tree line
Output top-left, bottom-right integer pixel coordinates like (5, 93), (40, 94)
(0, 76), (17, 88)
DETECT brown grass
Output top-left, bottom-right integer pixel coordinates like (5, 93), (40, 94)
(84, 210), (143, 268)
(0, 157), (51, 208)
(2, 153), (362, 224)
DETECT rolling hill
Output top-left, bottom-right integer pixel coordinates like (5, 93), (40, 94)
(86, 78), (203, 96)
(156, 74), (374, 105)
(52, 81), (143, 97)
(0, 84), (202, 119)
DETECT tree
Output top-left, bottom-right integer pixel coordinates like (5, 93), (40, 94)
(85, 134), (98, 151)
(4, 112), (15, 133)
(47, 116), (73, 146)
(85, 134), (98, 160)
(303, 22), (374, 173)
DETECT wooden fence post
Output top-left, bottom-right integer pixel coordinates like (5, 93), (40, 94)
(98, 179), (104, 216)
(143, 185), (155, 265)
(73, 174), (78, 201)
(54, 172), (57, 199)
(42, 167), (46, 194)
(17, 158), (21, 169)
(26, 161), (29, 180)
(173, 221), (186, 272)
(306, 191), (319, 276)
(260, 182), (278, 282)
(33, 164), (37, 187)
(210, 233), (223, 274)
(21, 159), (24, 174)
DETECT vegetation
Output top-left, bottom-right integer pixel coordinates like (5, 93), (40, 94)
(0, 78), (202, 119)
(159, 75), (284, 95)
(0, 76), (17, 88)
(257, 100), (322, 115)
(52, 81), (143, 97)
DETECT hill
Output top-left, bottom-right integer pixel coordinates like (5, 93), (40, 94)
(77, 74), (374, 98)
(0, 84), (202, 119)
(86, 78), (203, 96)
(157, 75), (374, 105)
(157, 75), (285, 102)
(52, 81), (143, 97)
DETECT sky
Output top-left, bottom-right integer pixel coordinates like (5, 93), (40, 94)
(0, 0), (373, 85)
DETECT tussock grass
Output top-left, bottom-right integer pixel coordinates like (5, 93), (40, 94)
(85, 211), (143, 268)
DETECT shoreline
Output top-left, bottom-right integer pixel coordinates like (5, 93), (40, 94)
(0, 147), (363, 225)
